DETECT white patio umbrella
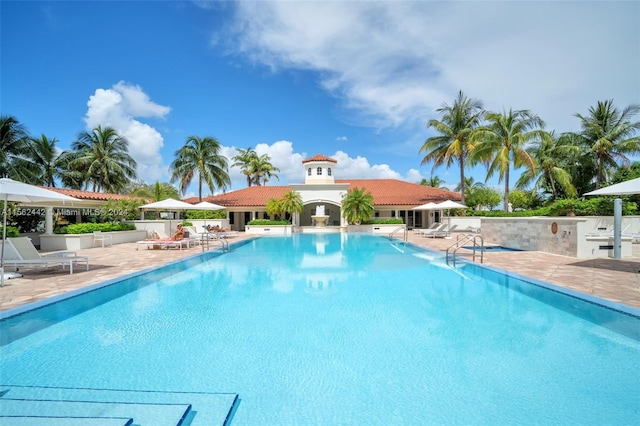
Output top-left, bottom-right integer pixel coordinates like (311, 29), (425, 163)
(193, 201), (225, 229)
(583, 177), (640, 196)
(584, 177), (640, 259)
(412, 202), (438, 210)
(1, 178), (79, 286)
(139, 198), (204, 230)
(435, 200), (467, 231)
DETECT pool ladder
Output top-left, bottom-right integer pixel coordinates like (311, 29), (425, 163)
(389, 225), (408, 241)
(446, 233), (484, 266)
(200, 234), (229, 253)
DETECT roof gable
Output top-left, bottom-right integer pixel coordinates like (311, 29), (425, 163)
(196, 179), (460, 207)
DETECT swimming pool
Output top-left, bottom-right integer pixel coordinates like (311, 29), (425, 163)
(1, 233), (639, 425)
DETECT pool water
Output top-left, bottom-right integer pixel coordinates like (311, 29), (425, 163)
(1, 234), (639, 425)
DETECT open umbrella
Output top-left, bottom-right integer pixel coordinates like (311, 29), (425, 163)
(584, 177), (640, 259)
(1, 178), (79, 286)
(193, 201), (225, 229)
(411, 202), (438, 210)
(139, 198), (204, 230)
(436, 200), (467, 232)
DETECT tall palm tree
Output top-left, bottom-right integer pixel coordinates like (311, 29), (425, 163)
(516, 132), (579, 199)
(566, 100), (640, 189)
(232, 147), (258, 187)
(251, 153), (280, 186)
(71, 126), (137, 192)
(170, 135), (231, 202)
(471, 109), (545, 211)
(454, 176), (485, 198)
(131, 181), (180, 201)
(341, 187), (374, 225)
(420, 175), (444, 188)
(419, 90), (484, 204)
(0, 115), (38, 181)
(279, 189), (303, 223)
(28, 134), (69, 187)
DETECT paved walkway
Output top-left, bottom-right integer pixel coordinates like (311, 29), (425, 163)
(1, 232), (639, 312)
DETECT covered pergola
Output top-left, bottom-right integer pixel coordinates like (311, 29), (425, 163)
(584, 177), (640, 259)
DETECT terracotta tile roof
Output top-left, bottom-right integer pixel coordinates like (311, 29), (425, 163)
(302, 154), (337, 163)
(334, 179), (461, 206)
(45, 187), (148, 202)
(191, 179), (460, 208)
(186, 186), (291, 207)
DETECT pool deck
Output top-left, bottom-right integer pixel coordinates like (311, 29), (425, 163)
(1, 232), (639, 312)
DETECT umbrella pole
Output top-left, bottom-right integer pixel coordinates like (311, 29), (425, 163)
(1, 196), (7, 287)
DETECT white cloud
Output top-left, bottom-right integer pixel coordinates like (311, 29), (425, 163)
(225, 1), (639, 134)
(84, 81), (171, 182)
(336, 136), (348, 142)
(224, 141), (425, 188)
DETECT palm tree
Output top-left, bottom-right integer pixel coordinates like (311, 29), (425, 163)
(471, 109), (545, 211)
(341, 187), (374, 225)
(454, 176), (485, 200)
(251, 153), (280, 186)
(0, 115), (38, 181)
(566, 100), (640, 189)
(71, 126), (137, 192)
(170, 135), (230, 202)
(419, 90), (484, 204)
(420, 175), (444, 188)
(131, 181), (180, 201)
(516, 132), (579, 199)
(28, 134), (69, 187)
(232, 147), (258, 187)
(280, 189), (303, 219)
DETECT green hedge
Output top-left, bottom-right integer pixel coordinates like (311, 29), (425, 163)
(466, 197), (637, 217)
(0, 226), (20, 238)
(364, 218), (404, 225)
(247, 219), (290, 226)
(56, 222), (137, 234)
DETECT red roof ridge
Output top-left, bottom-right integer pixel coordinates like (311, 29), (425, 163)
(302, 154), (337, 163)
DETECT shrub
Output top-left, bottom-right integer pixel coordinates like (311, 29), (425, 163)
(0, 226), (20, 238)
(182, 221), (193, 226)
(364, 218), (404, 225)
(56, 222), (136, 234)
(247, 219), (291, 226)
(185, 209), (227, 220)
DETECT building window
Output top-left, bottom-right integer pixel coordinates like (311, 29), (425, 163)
(328, 168), (332, 176)
(307, 168), (311, 176)
(317, 167), (322, 175)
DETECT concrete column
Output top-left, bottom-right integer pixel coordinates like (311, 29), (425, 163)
(613, 198), (622, 259)
(44, 206), (54, 234)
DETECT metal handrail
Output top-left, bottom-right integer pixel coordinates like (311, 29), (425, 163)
(445, 233), (484, 266)
(389, 225), (408, 241)
(200, 233), (229, 252)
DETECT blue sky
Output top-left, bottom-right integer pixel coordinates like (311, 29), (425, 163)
(2, 1), (638, 198)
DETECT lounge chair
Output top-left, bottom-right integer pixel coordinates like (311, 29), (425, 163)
(4, 237), (89, 274)
(430, 224), (457, 238)
(414, 223), (441, 236)
(420, 224), (447, 237)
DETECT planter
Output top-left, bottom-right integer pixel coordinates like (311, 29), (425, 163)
(39, 230), (148, 251)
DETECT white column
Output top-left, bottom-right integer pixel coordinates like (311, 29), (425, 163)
(44, 206), (54, 234)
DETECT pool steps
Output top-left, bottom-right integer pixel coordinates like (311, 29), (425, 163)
(0, 417), (133, 426)
(0, 385), (239, 426)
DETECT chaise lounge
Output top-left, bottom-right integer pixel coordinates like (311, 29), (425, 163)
(4, 237), (89, 274)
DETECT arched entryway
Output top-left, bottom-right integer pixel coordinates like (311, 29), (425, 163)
(300, 202), (341, 227)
